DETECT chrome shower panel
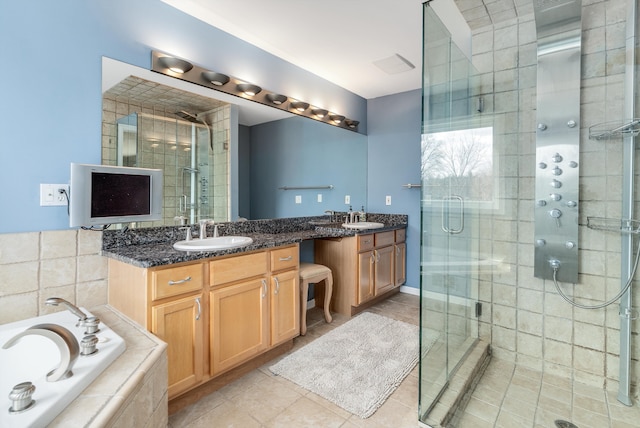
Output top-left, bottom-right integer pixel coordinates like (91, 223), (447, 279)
(533, 0), (582, 283)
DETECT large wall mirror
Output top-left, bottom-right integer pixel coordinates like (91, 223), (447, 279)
(102, 57), (367, 227)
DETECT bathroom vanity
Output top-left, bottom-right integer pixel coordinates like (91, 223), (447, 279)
(102, 214), (407, 406)
(315, 228), (406, 316)
(108, 244), (300, 399)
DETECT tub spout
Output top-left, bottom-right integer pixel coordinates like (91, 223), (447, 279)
(45, 297), (88, 321)
(2, 323), (80, 382)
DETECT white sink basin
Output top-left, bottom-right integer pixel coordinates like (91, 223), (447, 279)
(342, 222), (385, 230)
(173, 236), (253, 251)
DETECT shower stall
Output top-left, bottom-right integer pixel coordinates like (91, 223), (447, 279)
(419, 0), (640, 422)
(419, 4), (489, 420)
(110, 108), (231, 226)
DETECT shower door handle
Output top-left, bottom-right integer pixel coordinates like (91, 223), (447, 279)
(441, 195), (464, 234)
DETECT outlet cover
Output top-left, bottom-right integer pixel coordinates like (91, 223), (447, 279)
(345, 195), (351, 204)
(295, 195), (302, 204)
(385, 195), (392, 205)
(40, 184), (69, 206)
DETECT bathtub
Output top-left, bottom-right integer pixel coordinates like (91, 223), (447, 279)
(0, 308), (126, 428)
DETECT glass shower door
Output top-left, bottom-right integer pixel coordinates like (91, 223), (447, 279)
(419, 4), (489, 421)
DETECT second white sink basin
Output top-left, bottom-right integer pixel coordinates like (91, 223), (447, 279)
(342, 222), (385, 230)
(173, 236), (253, 251)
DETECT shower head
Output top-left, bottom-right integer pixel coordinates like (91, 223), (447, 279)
(175, 110), (199, 123)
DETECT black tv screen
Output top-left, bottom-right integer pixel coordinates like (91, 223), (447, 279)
(91, 172), (151, 218)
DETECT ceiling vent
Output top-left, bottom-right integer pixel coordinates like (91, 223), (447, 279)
(373, 53), (415, 75)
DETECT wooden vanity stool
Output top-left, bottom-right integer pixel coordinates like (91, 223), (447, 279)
(299, 262), (333, 335)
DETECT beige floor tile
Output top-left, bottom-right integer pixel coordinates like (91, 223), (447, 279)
(572, 392), (608, 416)
(456, 412), (495, 428)
(264, 396), (347, 428)
(495, 409), (534, 427)
(570, 408), (611, 428)
(168, 391), (225, 426)
(463, 396), (500, 423)
(186, 401), (261, 428)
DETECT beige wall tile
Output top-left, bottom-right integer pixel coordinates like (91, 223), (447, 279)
(0, 292), (38, 324)
(41, 229), (77, 259)
(0, 232), (39, 264)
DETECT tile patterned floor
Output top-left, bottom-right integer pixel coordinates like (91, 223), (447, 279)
(168, 292), (421, 428)
(168, 291), (640, 428)
(452, 359), (640, 428)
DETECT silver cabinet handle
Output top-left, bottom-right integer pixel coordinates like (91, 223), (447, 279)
(363, 239), (371, 244)
(168, 276), (192, 286)
(261, 279), (267, 298)
(195, 297), (201, 321)
(370, 254), (375, 264)
(396, 247), (401, 255)
(274, 277), (280, 295)
(279, 255), (292, 261)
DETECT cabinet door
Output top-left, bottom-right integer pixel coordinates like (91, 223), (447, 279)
(270, 269), (300, 346)
(374, 246), (395, 295)
(151, 294), (204, 398)
(395, 243), (406, 286)
(357, 250), (375, 304)
(210, 278), (269, 375)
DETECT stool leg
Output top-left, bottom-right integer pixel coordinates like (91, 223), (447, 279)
(323, 275), (333, 323)
(300, 280), (309, 335)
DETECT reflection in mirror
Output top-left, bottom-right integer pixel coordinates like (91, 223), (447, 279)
(102, 77), (231, 226)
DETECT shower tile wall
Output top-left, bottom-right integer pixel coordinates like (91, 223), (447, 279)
(472, 0), (636, 395)
(102, 96), (231, 225)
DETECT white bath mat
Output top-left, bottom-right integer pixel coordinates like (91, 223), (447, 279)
(269, 312), (438, 418)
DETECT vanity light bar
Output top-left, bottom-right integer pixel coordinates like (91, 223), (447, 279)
(150, 51), (360, 132)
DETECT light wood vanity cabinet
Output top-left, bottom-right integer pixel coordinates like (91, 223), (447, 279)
(395, 229), (406, 287)
(151, 292), (204, 397)
(315, 228), (406, 316)
(108, 243), (299, 400)
(210, 246), (299, 375)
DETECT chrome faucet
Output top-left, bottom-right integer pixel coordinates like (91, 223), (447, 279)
(324, 210), (335, 222)
(2, 323), (80, 382)
(45, 297), (88, 321)
(199, 219), (215, 239)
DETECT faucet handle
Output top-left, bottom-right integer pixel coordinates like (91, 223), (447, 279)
(179, 226), (192, 241)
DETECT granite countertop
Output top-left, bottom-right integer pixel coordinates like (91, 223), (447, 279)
(102, 214), (407, 268)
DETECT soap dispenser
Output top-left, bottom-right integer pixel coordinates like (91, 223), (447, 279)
(360, 206), (367, 222)
(348, 205), (353, 223)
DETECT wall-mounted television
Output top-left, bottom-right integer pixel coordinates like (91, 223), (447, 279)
(69, 163), (163, 228)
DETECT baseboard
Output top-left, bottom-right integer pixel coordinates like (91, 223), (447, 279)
(400, 285), (419, 296)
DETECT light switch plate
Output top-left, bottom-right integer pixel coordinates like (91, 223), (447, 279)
(295, 195), (302, 204)
(345, 195), (350, 204)
(385, 195), (392, 205)
(317, 194), (322, 203)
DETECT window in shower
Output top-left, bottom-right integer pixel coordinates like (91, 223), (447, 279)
(422, 126), (494, 205)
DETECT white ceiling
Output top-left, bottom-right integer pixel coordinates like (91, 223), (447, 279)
(161, 0), (426, 100)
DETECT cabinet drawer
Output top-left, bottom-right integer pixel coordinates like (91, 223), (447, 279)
(395, 228), (406, 243)
(152, 264), (203, 301)
(210, 252), (268, 286)
(375, 231), (395, 247)
(358, 234), (375, 252)
(270, 246), (299, 272)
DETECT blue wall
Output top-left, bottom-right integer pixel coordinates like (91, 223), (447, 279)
(367, 90), (422, 289)
(0, 1), (421, 290)
(0, 0), (366, 233)
(250, 116), (367, 219)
